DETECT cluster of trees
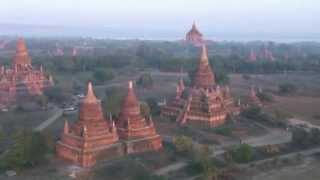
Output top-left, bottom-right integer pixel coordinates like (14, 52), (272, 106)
(278, 83), (298, 95)
(0, 130), (52, 171)
(173, 136), (219, 180)
(240, 106), (287, 127)
(225, 144), (254, 163)
(291, 127), (320, 148)
(136, 73), (153, 89)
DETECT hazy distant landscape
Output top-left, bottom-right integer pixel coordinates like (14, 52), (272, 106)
(2, 23), (320, 42)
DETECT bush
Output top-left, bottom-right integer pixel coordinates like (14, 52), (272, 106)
(173, 135), (194, 155)
(146, 97), (160, 115)
(2, 130), (49, 170)
(136, 73), (153, 89)
(292, 127), (320, 147)
(242, 74), (251, 80)
(214, 127), (232, 136)
(256, 91), (274, 102)
(140, 102), (150, 117)
(230, 144), (254, 163)
(278, 83), (297, 95)
(93, 68), (114, 84)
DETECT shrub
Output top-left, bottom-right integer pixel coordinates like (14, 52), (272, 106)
(173, 135), (194, 155)
(278, 83), (297, 95)
(256, 91), (273, 102)
(93, 68), (114, 84)
(136, 73), (153, 89)
(2, 130), (49, 170)
(230, 144), (254, 163)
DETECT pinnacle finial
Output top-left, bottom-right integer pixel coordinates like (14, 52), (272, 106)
(84, 81), (98, 103)
(64, 120), (69, 134)
(128, 81), (133, 89)
(192, 21), (196, 29)
(200, 44), (209, 64)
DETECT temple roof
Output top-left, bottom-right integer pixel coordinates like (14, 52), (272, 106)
(12, 38), (31, 67)
(192, 45), (215, 89)
(79, 82), (104, 122)
(120, 81), (140, 117)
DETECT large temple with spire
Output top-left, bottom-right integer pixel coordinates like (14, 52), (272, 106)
(57, 81), (162, 167)
(0, 38), (53, 107)
(116, 81), (162, 154)
(161, 45), (239, 127)
(186, 22), (205, 47)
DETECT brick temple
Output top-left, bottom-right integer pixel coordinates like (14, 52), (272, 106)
(186, 22), (204, 46)
(56, 82), (122, 167)
(0, 38), (53, 107)
(161, 45), (239, 127)
(117, 81), (162, 154)
(57, 81), (162, 167)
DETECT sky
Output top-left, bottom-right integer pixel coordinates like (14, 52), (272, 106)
(0, 0), (319, 39)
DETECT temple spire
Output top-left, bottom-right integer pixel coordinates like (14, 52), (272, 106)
(200, 44), (209, 65)
(13, 38), (32, 68)
(64, 120), (69, 134)
(83, 82), (98, 103)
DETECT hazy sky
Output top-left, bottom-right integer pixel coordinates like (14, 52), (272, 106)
(0, 0), (319, 35)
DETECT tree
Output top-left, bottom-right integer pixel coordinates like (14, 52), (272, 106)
(230, 144), (254, 163)
(3, 130), (49, 170)
(173, 135), (194, 155)
(310, 128), (320, 144)
(136, 73), (153, 89)
(291, 127), (309, 147)
(93, 68), (114, 84)
(140, 102), (150, 117)
(146, 97), (160, 115)
(103, 87), (125, 115)
(34, 95), (49, 109)
(278, 83), (297, 95)
(44, 86), (71, 103)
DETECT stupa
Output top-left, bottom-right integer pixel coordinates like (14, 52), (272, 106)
(56, 82), (122, 167)
(116, 81), (162, 154)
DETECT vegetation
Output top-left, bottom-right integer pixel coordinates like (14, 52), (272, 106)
(291, 127), (320, 147)
(278, 83), (297, 95)
(146, 97), (161, 115)
(93, 68), (114, 84)
(136, 73), (153, 89)
(0, 130), (51, 170)
(140, 102), (151, 117)
(229, 144), (254, 163)
(173, 135), (194, 155)
(240, 106), (287, 127)
(103, 87), (125, 115)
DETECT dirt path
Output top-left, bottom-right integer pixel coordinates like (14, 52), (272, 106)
(34, 107), (63, 131)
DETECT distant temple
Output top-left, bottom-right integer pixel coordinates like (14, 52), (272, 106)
(0, 38), (53, 107)
(262, 47), (275, 61)
(249, 49), (257, 62)
(116, 81), (162, 154)
(247, 86), (262, 107)
(161, 45), (239, 127)
(56, 82), (123, 167)
(57, 82), (162, 167)
(186, 22), (204, 47)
